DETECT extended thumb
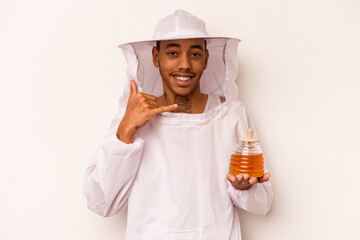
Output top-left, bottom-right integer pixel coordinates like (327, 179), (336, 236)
(129, 80), (138, 96)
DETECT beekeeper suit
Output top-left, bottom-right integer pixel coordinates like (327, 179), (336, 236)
(83, 9), (272, 240)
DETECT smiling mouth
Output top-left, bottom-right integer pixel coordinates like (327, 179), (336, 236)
(172, 74), (195, 82)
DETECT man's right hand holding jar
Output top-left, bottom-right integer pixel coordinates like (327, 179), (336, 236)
(226, 172), (271, 190)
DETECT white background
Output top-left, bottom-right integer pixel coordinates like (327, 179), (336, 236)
(1, 0), (359, 239)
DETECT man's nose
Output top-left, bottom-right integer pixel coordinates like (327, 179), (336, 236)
(177, 54), (191, 70)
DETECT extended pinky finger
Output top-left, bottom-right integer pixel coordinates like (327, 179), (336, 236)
(153, 104), (178, 115)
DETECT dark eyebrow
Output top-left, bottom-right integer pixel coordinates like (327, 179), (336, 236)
(163, 43), (204, 51)
(190, 45), (204, 51)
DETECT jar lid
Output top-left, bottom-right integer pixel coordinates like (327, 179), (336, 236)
(239, 128), (259, 142)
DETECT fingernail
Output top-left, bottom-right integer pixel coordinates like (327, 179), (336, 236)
(173, 104), (178, 108)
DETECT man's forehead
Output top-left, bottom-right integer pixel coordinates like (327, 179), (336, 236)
(159, 38), (206, 49)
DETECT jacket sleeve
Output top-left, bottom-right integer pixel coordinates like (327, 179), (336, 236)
(82, 110), (144, 217)
(226, 180), (273, 215)
(226, 103), (273, 215)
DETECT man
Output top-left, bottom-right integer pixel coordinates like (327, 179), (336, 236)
(83, 9), (272, 239)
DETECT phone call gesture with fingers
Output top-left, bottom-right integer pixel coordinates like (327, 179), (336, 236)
(116, 80), (178, 144)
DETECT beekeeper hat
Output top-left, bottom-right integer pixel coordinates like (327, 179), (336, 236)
(118, 9), (239, 46)
(117, 9), (241, 105)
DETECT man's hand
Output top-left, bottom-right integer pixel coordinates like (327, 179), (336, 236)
(226, 172), (271, 191)
(117, 80), (177, 144)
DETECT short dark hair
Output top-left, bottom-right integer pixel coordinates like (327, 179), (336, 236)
(156, 41), (161, 50)
(155, 39), (207, 51)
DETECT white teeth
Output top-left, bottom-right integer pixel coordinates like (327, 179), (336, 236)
(174, 76), (191, 81)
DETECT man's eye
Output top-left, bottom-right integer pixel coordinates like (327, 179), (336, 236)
(191, 52), (202, 57)
(167, 51), (177, 56)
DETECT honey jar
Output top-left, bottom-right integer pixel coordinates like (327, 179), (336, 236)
(229, 128), (264, 177)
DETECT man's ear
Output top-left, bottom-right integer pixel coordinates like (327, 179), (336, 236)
(204, 49), (209, 70)
(152, 47), (159, 68)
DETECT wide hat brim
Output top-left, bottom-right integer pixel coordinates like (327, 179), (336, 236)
(118, 36), (240, 48)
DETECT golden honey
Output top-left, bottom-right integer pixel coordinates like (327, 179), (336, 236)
(229, 153), (264, 177)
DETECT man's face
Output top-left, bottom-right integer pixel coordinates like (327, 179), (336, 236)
(152, 38), (209, 96)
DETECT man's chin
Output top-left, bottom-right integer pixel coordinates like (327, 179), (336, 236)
(172, 87), (195, 97)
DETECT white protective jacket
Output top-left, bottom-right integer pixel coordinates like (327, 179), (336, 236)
(83, 9), (272, 240)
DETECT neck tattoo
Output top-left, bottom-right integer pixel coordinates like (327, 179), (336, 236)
(172, 95), (192, 113)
